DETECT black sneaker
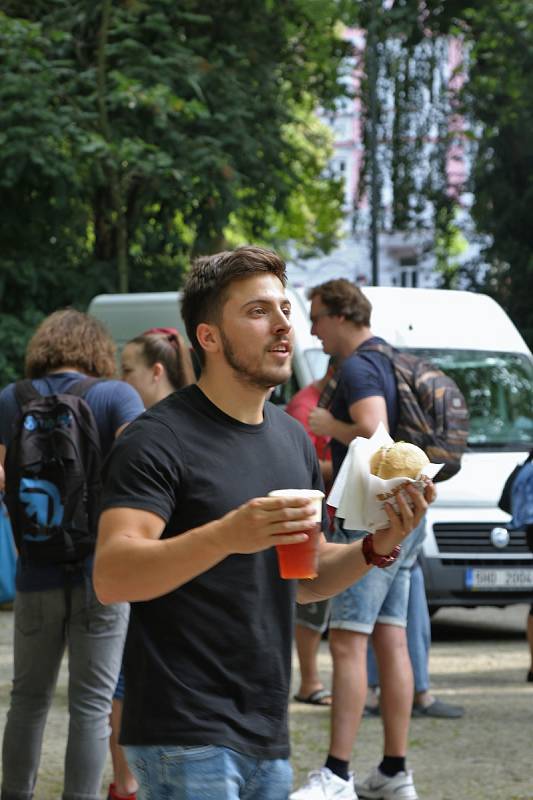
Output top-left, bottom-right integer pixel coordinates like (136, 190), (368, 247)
(412, 698), (464, 718)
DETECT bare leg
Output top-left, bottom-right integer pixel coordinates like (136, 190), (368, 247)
(294, 625), (330, 701)
(109, 699), (138, 797)
(373, 623), (413, 756)
(328, 629), (368, 760)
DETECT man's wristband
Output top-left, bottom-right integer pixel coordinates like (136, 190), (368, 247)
(362, 533), (401, 568)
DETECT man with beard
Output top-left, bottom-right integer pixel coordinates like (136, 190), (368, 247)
(93, 246), (434, 800)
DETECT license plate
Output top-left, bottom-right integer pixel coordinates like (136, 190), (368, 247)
(465, 567), (533, 591)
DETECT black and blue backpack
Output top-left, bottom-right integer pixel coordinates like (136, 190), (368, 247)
(4, 378), (102, 566)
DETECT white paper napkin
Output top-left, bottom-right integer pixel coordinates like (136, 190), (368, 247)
(327, 422), (443, 532)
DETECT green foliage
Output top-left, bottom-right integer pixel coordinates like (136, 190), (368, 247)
(349, 1), (460, 256)
(458, 0), (533, 348)
(347, 0), (533, 348)
(225, 101), (344, 256)
(433, 208), (469, 288)
(0, 1), (348, 385)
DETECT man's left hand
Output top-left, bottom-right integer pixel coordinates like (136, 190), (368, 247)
(308, 407), (334, 436)
(373, 480), (436, 555)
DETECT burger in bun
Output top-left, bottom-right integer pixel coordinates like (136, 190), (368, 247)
(369, 441), (429, 480)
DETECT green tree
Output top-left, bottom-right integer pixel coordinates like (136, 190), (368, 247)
(347, 1), (463, 282)
(225, 99), (344, 256)
(457, 1), (533, 347)
(0, 0), (348, 384)
(348, 0), (533, 344)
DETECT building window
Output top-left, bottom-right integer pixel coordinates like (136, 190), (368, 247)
(400, 266), (418, 287)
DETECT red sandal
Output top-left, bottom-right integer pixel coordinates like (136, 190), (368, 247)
(107, 783), (137, 800)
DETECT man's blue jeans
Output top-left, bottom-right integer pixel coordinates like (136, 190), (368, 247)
(125, 744), (293, 800)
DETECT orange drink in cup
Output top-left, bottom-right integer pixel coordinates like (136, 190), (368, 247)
(268, 489), (324, 579)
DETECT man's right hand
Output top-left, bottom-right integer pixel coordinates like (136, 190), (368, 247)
(209, 495), (318, 557)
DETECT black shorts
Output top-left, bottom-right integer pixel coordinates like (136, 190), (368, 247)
(526, 525), (533, 553)
(295, 599), (330, 633)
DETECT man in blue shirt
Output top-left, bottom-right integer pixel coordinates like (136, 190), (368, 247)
(292, 279), (425, 800)
(0, 309), (144, 800)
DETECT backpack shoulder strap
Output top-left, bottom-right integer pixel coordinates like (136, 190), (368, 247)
(66, 377), (105, 399)
(357, 340), (396, 360)
(317, 371), (339, 409)
(14, 379), (41, 408)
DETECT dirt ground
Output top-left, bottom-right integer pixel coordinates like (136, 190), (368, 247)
(0, 603), (532, 799)
(291, 604), (533, 800)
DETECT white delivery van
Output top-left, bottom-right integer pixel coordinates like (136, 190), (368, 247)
(89, 286), (533, 613)
(297, 286), (533, 613)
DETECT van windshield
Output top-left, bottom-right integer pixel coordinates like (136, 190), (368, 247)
(412, 349), (533, 450)
(304, 347), (533, 450)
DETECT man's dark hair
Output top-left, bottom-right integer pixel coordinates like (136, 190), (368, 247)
(308, 278), (372, 327)
(181, 246), (287, 366)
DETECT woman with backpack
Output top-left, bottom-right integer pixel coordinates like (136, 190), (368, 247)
(104, 327), (195, 800)
(0, 310), (144, 800)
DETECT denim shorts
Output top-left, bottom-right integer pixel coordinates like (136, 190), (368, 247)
(113, 666), (125, 701)
(125, 744), (292, 800)
(329, 520), (426, 635)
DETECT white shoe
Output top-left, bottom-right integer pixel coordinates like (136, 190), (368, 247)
(355, 767), (418, 799)
(290, 767), (358, 800)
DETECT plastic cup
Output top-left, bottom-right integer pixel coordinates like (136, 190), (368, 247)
(268, 489), (324, 579)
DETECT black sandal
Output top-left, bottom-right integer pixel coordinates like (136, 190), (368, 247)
(293, 688), (332, 706)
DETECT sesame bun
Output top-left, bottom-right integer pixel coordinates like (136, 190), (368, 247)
(369, 442), (429, 480)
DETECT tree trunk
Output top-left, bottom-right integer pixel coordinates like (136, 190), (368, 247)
(96, 0), (128, 292)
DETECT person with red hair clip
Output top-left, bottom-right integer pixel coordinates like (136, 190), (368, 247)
(120, 328), (196, 409)
(105, 328), (195, 800)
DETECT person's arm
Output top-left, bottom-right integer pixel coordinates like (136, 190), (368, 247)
(318, 458), (333, 489)
(94, 494), (318, 605)
(297, 482), (434, 603)
(308, 395), (388, 445)
(115, 422), (130, 438)
(101, 380), (144, 439)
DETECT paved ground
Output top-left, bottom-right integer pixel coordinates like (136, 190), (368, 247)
(291, 604), (533, 800)
(0, 603), (532, 799)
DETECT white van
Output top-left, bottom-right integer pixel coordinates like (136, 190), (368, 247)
(89, 286), (533, 613)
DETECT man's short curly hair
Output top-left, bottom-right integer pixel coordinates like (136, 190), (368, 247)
(308, 279), (372, 327)
(25, 309), (117, 378)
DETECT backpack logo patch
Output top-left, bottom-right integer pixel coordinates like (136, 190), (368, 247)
(20, 478), (64, 534)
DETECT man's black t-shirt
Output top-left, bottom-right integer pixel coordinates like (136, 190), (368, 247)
(100, 384), (324, 758)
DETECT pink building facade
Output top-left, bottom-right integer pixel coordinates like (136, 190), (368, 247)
(288, 28), (473, 290)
